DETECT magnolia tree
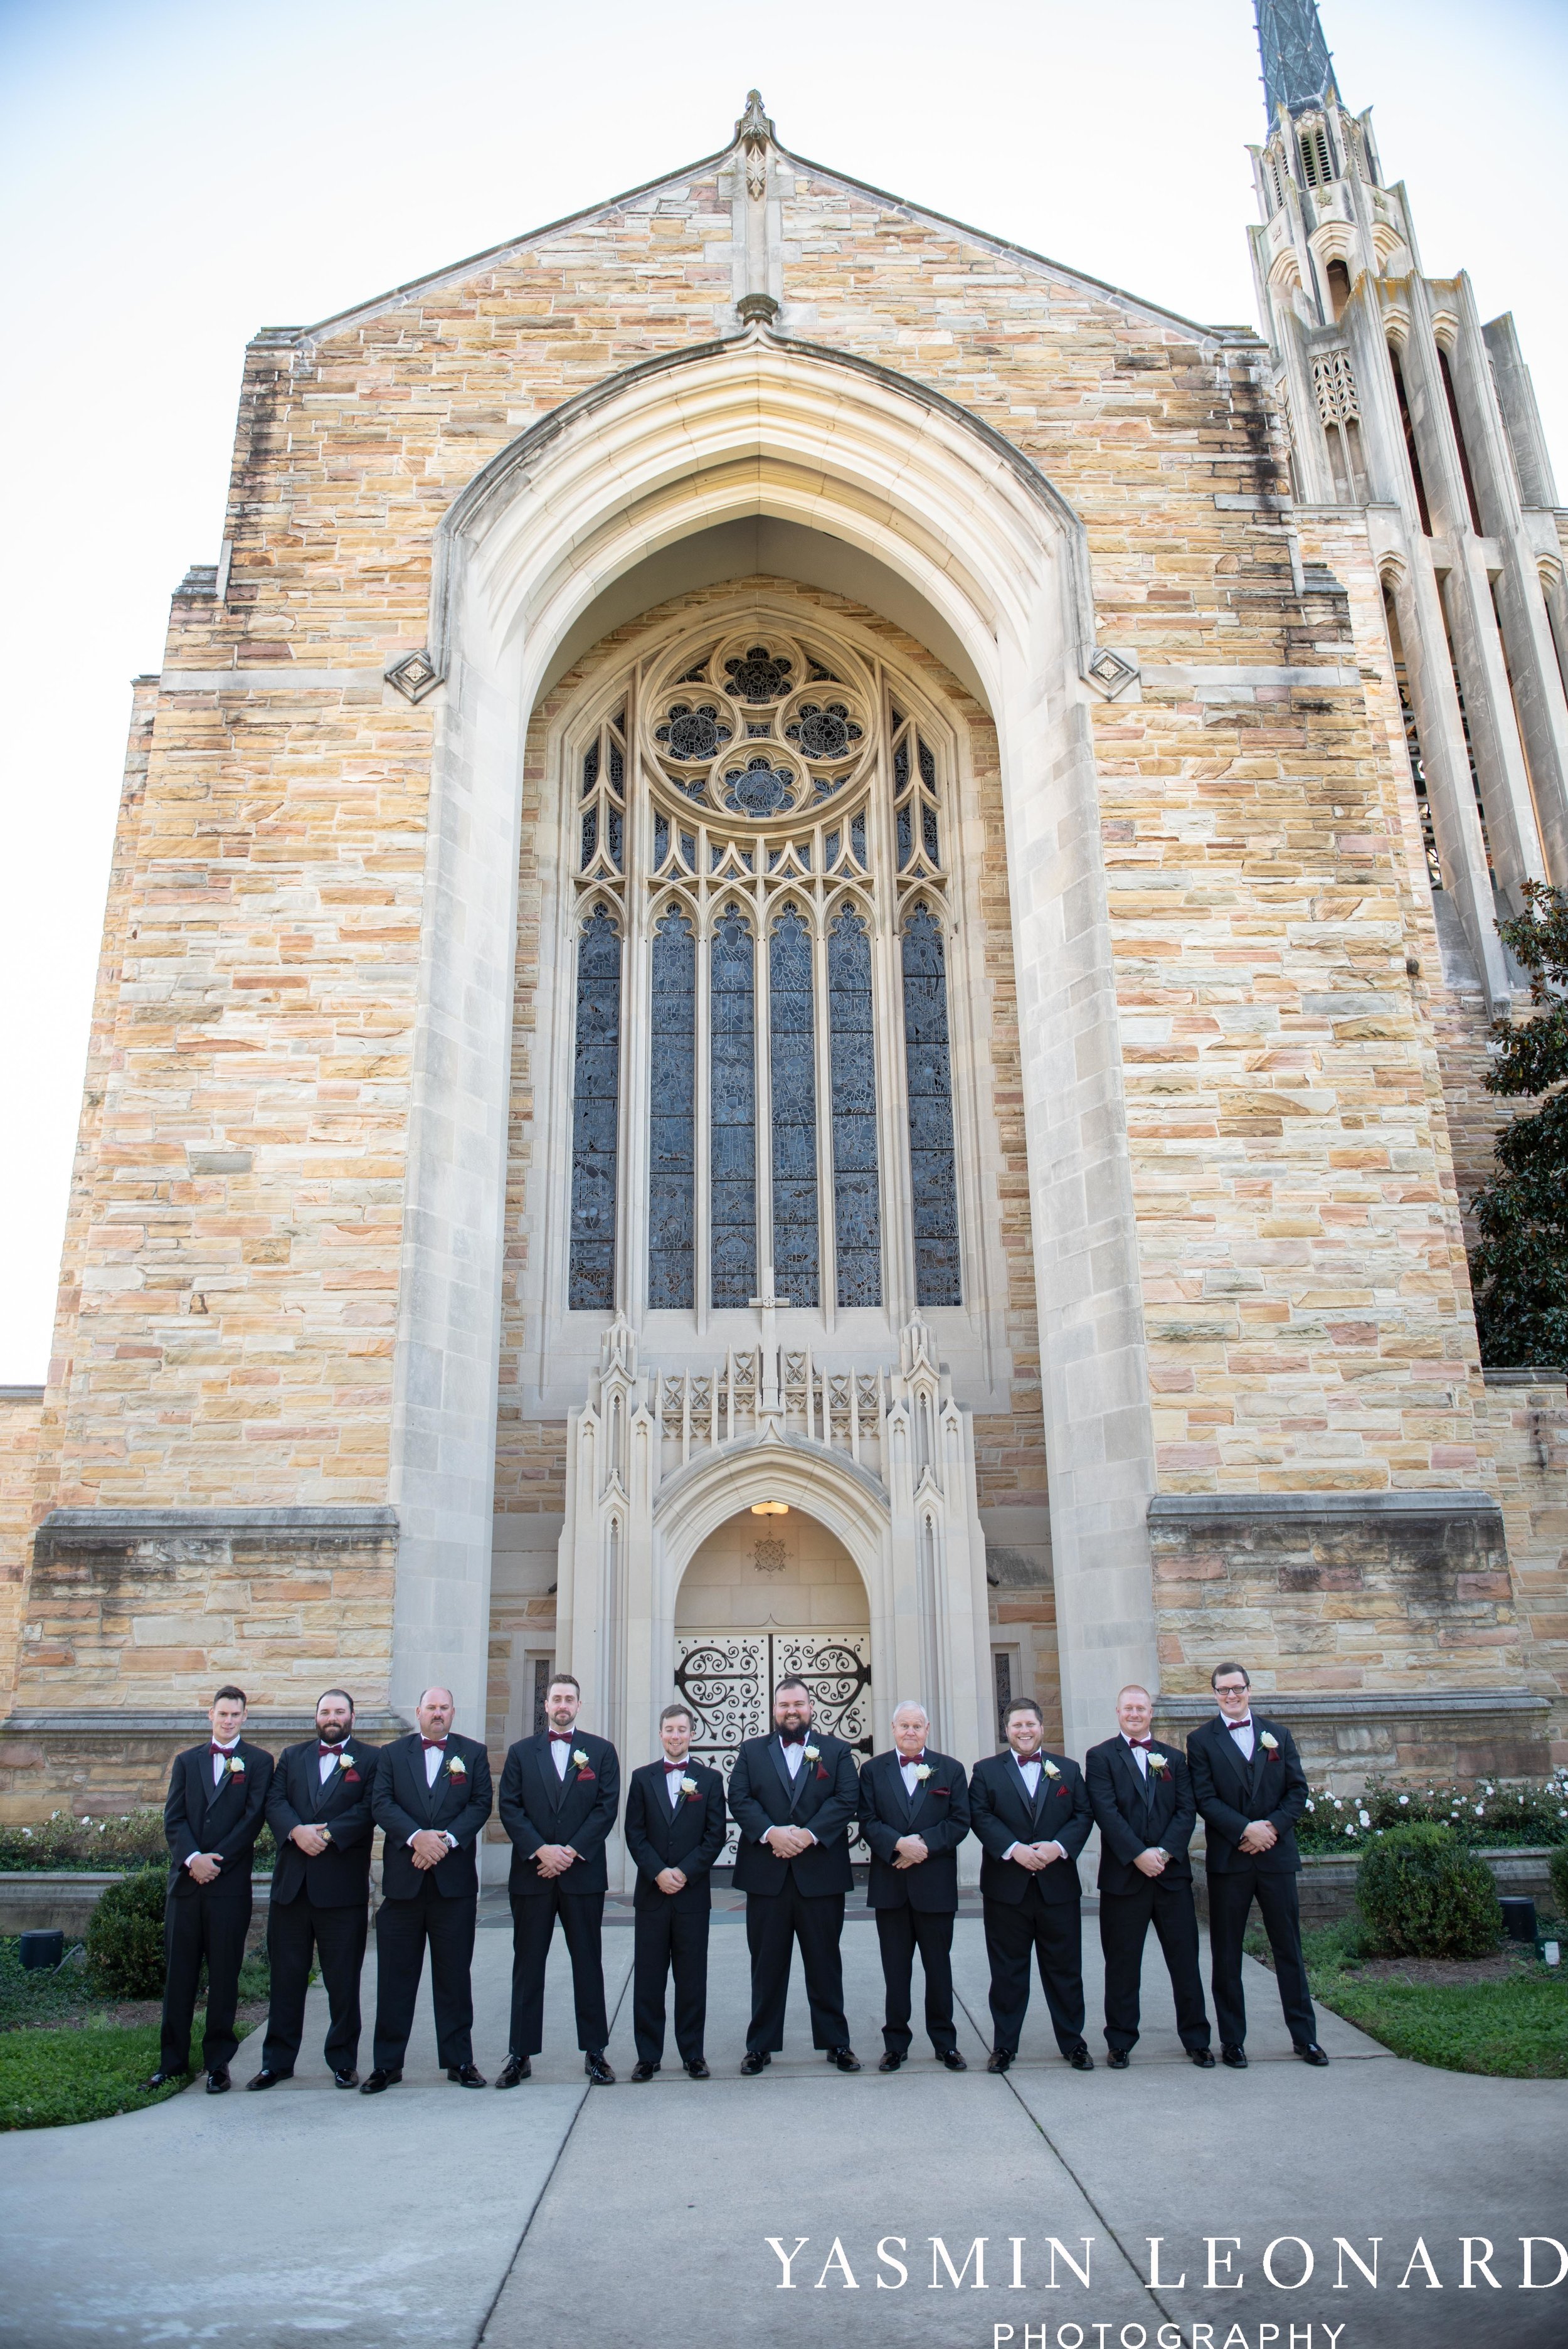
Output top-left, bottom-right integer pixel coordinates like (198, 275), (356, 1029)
(1470, 882), (1568, 1370)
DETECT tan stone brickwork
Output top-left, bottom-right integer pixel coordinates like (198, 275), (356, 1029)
(1485, 1374), (1568, 1764)
(0, 1396), (41, 1716)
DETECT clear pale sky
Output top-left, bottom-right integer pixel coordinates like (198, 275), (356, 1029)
(1, 0), (1564, 1380)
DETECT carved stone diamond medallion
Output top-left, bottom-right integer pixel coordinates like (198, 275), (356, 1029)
(386, 649), (443, 704)
(753, 1538), (788, 1576)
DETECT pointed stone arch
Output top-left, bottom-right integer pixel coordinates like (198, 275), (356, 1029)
(387, 325), (1158, 1767)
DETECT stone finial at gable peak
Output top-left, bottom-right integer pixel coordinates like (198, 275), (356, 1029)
(734, 89), (776, 151)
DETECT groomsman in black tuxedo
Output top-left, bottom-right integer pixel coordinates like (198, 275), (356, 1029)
(858, 1700), (972, 2072)
(362, 1685), (493, 2092)
(1187, 1661), (1328, 2069)
(622, 1701), (726, 2080)
(247, 1687), (380, 2091)
(968, 1696), (1093, 2073)
(495, 1672), (621, 2086)
(1084, 1684), (1213, 2069)
(728, 1675), (863, 2074)
(143, 1685), (274, 2094)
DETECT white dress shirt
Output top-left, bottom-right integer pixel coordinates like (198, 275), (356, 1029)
(1224, 1715), (1256, 1762)
(898, 1755), (926, 1798)
(1123, 1734), (1150, 1780)
(1004, 1752), (1046, 1863)
(319, 1745), (347, 1786)
(665, 1761), (690, 1810)
(549, 1736), (572, 1779)
(211, 1734), (240, 1790)
(423, 1740), (447, 1788)
(780, 1737), (806, 1778)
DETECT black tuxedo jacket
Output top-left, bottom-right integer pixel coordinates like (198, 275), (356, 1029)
(1084, 1734), (1197, 1896)
(727, 1731), (860, 1897)
(857, 1747), (971, 1912)
(968, 1749), (1091, 1906)
(623, 1758), (727, 1911)
(1186, 1713), (1308, 1875)
(164, 1739), (274, 1899)
(498, 1730), (620, 1898)
(265, 1737), (382, 1907)
(372, 1731), (493, 1901)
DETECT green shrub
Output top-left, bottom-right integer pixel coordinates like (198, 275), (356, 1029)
(0, 1808), (275, 1873)
(84, 1865), (169, 1998)
(1357, 1824), (1502, 1959)
(1550, 1845), (1568, 1922)
(1297, 1769), (1568, 1853)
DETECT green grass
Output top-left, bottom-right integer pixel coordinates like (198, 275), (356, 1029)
(0, 1936), (268, 2129)
(1246, 1914), (1568, 2077)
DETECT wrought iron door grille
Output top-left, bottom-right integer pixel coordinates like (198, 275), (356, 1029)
(673, 1630), (871, 1862)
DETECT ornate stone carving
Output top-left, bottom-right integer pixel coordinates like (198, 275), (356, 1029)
(385, 648), (443, 704)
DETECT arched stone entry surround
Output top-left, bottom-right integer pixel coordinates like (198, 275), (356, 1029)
(387, 325), (1160, 1766)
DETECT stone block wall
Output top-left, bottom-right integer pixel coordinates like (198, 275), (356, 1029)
(1485, 1371), (1568, 1765)
(0, 1391), (42, 1716)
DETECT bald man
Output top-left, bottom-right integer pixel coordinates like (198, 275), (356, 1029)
(363, 1687), (494, 2092)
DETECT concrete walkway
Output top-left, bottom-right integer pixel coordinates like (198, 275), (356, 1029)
(1, 1913), (1562, 2348)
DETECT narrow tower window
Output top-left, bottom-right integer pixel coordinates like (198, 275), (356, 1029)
(1325, 259), (1350, 322)
(568, 908), (623, 1311)
(1389, 347), (1434, 535)
(901, 904), (961, 1308)
(827, 907), (881, 1308)
(647, 909), (696, 1310)
(710, 906), (757, 1308)
(769, 907), (820, 1307)
(1382, 586), (1443, 891)
(1438, 349), (1486, 535)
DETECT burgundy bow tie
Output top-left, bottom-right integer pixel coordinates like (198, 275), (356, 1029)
(664, 1760), (689, 1773)
(1128, 1737), (1153, 1750)
(1227, 1719), (1253, 1733)
(319, 1744), (347, 1757)
(210, 1745), (233, 1758)
(549, 1732), (574, 1744)
(421, 1737), (447, 1752)
(901, 1754), (927, 1768)
(779, 1729), (807, 1746)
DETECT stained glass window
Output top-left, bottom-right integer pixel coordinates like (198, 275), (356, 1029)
(770, 908), (819, 1308)
(568, 906), (622, 1310)
(901, 904), (961, 1308)
(828, 908), (881, 1307)
(648, 911), (695, 1310)
(710, 906), (757, 1307)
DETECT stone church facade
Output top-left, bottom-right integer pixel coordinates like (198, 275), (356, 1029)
(3, 2), (1565, 1870)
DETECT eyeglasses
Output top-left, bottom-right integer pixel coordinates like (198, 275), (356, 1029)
(1214, 1685), (1249, 1698)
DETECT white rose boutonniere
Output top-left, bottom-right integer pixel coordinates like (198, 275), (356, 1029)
(571, 1749), (590, 1769)
(228, 1756), (245, 1776)
(679, 1776), (698, 1796)
(1147, 1751), (1169, 1774)
(913, 1763), (932, 1782)
(802, 1745), (820, 1763)
(447, 1754), (467, 1777)
(1259, 1732), (1279, 1751)
(1042, 1759), (1061, 1779)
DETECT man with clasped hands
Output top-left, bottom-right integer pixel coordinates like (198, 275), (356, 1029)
(496, 1672), (621, 2087)
(363, 1685), (494, 2092)
(622, 1700), (726, 2080)
(1187, 1660), (1329, 2069)
(1084, 1682), (1213, 2069)
(249, 1686), (381, 2091)
(968, 1695), (1094, 2074)
(144, 1684), (274, 2095)
(857, 1699), (972, 2072)
(727, 1675), (864, 2074)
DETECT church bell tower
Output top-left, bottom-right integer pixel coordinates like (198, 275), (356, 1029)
(1247, 0), (1568, 1008)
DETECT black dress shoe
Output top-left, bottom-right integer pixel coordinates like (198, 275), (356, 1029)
(495, 2054), (532, 2088)
(1106, 2047), (1131, 2070)
(939, 2049), (968, 2072)
(632, 2059), (659, 2082)
(585, 2050), (616, 2085)
(332, 2069), (360, 2089)
(1294, 2042), (1330, 2067)
(1067, 2045), (1094, 2072)
(139, 2070), (187, 2092)
(205, 2069), (231, 2094)
(987, 2048), (1012, 2074)
(1221, 2044), (1248, 2069)
(829, 2046), (861, 2072)
(447, 2063), (486, 2087)
(685, 2057), (710, 2079)
(739, 2049), (771, 2075)
(245, 2068), (290, 2091)
(359, 2067), (402, 2093)
(877, 2051), (904, 2072)
(1189, 2047), (1217, 2069)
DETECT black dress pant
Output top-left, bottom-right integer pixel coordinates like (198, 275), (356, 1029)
(982, 1882), (1086, 2056)
(744, 1871), (849, 2055)
(874, 1902), (958, 2056)
(262, 1894), (369, 2074)
(1099, 1877), (1211, 2052)
(160, 1882), (252, 2076)
(1206, 1865), (1318, 2050)
(371, 1877), (477, 2071)
(632, 1901), (710, 2065)
(509, 1884), (610, 2056)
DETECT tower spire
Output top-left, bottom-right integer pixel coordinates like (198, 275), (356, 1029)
(1253, 0), (1338, 119)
